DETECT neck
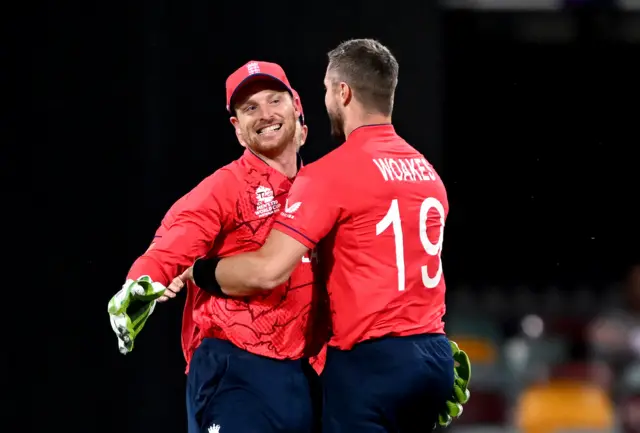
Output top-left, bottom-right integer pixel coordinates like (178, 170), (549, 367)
(256, 144), (298, 178)
(343, 113), (392, 139)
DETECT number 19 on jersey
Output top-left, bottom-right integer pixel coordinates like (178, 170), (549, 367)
(376, 197), (446, 291)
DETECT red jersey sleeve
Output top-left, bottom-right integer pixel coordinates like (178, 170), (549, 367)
(127, 170), (234, 286)
(149, 208), (172, 242)
(273, 166), (340, 249)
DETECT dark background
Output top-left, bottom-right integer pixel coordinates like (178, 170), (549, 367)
(11, 1), (639, 432)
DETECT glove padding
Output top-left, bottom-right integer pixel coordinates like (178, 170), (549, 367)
(108, 276), (166, 354)
(438, 340), (471, 428)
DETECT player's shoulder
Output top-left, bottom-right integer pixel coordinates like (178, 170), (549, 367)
(374, 135), (441, 175)
(298, 144), (352, 180)
(156, 160), (244, 230)
(385, 134), (425, 158)
(169, 165), (237, 210)
(396, 138), (438, 171)
(194, 161), (244, 190)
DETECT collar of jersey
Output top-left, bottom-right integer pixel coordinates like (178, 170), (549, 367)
(242, 148), (303, 180)
(347, 123), (396, 143)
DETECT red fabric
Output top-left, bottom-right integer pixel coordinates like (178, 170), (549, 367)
(225, 60), (300, 114)
(274, 124), (447, 350)
(129, 149), (327, 371)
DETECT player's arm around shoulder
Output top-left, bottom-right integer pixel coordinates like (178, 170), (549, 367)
(212, 162), (339, 296)
(209, 228), (311, 296)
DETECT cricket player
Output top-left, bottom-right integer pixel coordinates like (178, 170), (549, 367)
(110, 61), (327, 433)
(192, 40), (467, 433)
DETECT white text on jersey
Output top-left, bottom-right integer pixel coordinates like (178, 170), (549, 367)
(372, 158), (436, 182)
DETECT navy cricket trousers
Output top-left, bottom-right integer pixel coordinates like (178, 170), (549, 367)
(321, 333), (454, 433)
(186, 338), (317, 433)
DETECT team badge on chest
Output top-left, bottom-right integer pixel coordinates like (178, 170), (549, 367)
(254, 185), (281, 218)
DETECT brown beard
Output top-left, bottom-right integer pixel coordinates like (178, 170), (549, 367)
(328, 105), (346, 144)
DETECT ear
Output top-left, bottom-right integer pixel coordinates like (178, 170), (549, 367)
(339, 82), (352, 106)
(299, 124), (308, 147)
(292, 95), (303, 124)
(230, 117), (247, 148)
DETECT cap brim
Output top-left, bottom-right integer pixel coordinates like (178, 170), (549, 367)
(227, 74), (293, 113)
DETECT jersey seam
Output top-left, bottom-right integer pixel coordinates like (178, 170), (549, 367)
(274, 221), (317, 245)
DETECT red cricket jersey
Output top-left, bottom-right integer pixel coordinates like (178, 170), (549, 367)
(127, 149), (327, 370)
(275, 124), (448, 350)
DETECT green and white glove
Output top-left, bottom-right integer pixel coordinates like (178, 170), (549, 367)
(108, 276), (166, 354)
(438, 340), (472, 428)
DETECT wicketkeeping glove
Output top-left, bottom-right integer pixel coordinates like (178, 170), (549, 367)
(108, 276), (166, 354)
(438, 340), (471, 428)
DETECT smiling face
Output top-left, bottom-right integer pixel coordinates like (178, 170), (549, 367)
(230, 80), (298, 158)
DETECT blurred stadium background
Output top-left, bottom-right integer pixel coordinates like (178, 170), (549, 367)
(441, 4), (639, 433)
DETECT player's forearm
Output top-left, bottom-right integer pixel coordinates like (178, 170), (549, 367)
(215, 251), (287, 295)
(127, 254), (173, 287)
(129, 218), (220, 286)
(128, 239), (210, 287)
(199, 231), (306, 296)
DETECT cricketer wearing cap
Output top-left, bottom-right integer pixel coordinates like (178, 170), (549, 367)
(112, 61), (327, 433)
(194, 41), (458, 433)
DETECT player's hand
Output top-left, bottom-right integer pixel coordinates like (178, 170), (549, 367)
(438, 340), (471, 428)
(157, 267), (193, 302)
